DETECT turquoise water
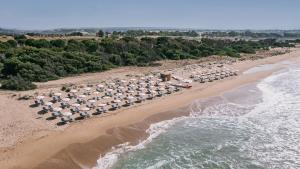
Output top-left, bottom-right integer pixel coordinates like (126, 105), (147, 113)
(95, 65), (300, 169)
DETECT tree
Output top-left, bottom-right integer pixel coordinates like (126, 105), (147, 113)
(50, 39), (66, 48)
(97, 30), (105, 37)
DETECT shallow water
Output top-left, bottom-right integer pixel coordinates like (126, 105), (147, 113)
(94, 64), (300, 169)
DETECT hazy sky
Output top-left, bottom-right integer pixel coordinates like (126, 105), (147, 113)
(1, 0), (299, 30)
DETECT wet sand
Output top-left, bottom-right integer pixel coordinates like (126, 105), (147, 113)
(1, 46), (300, 169)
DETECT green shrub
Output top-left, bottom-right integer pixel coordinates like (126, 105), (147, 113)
(1, 74), (37, 91)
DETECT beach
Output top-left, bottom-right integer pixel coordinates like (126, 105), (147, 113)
(0, 46), (300, 169)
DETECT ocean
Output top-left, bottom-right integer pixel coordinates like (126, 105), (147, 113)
(94, 64), (300, 169)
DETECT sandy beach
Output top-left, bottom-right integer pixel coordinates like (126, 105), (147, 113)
(0, 46), (300, 169)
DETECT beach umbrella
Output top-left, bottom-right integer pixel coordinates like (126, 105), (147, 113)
(139, 82), (146, 85)
(120, 80), (127, 83)
(78, 95), (87, 98)
(130, 78), (137, 81)
(53, 107), (62, 112)
(127, 96), (135, 100)
(81, 107), (90, 111)
(138, 87), (145, 91)
(98, 103), (107, 107)
(62, 98), (71, 102)
(113, 99), (122, 103)
(71, 103), (80, 107)
(138, 93), (146, 96)
(109, 82), (115, 86)
(103, 96), (111, 99)
(88, 100), (96, 103)
(84, 87), (91, 91)
(63, 112), (72, 117)
(45, 102), (53, 106)
(118, 86), (125, 89)
(54, 93), (62, 96)
(127, 90), (135, 93)
(115, 93), (123, 96)
(158, 87), (165, 91)
(70, 89), (78, 93)
(93, 91), (100, 95)
(36, 96), (45, 100)
(158, 83), (165, 86)
(106, 89), (113, 92)
(129, 84), (136, 87)
(97, 84), (104, 88)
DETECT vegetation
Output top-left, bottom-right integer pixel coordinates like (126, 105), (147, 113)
(112, 30), (199, 37)
(0, 35), (295, 90)
(203, 31), (300, 38)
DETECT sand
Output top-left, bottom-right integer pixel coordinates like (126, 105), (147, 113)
(0, 46), (300, 169)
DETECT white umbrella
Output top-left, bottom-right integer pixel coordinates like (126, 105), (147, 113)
(70, 89), (78, 93)
(129, 84), (136, 87)
(118, 86), (125, 89)
(120, 80), (127, 83)
(103, 96), (111, 99)
(36, 96), (45, 100)
(81, 107), (90, 111)
(53, 107), (62, 112)
(130, 78), (136, 81)
(106, 89), (113, 92)
(113, 99), (122, 103)
(45, 102), (53, 106)
(138, 87), (145, 91)
(109, 82), (115, 86)
(116, 93), (123, 96)
(54, 93), (62, 96)
(127, 96), (135, 100)
(98, 103), (107, 107)
(127, 90), (135, 93)
(88, 100), (96, 103)
(97, 84), (104, 88)
(139, 93), (146, 96)
(158, 83), (165, 86)
(62, 98), (70, 102)
(78, 95), (86, 98)
(84, 87), (91, 91)
(93, 91), (100, 95)
(159, 88), (165, 91)
(63, 112), (72, 116)
(71, 103), (80, 107)
(139, 82), (146, 85)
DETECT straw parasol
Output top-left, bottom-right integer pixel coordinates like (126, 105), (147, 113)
(118, 86), (125, 89)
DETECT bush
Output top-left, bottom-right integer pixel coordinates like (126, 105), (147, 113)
(1, 74), (37, 90)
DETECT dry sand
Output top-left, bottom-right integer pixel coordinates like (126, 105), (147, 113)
(0, 46), (300, 169)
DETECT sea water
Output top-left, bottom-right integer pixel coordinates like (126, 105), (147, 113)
(94, 64), (300, 169)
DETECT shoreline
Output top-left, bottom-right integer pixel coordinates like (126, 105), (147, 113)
(1, 47), (300, 169)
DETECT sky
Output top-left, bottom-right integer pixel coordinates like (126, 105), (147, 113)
(0, 0), (300, 30)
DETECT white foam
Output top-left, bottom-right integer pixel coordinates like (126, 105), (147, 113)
(92, 116), (187, 169)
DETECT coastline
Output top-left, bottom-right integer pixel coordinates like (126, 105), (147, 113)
(1, 47), (300, 169)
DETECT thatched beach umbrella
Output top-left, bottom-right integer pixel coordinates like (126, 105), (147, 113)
(62, 98), (71, 102)
(54, 93), (62, 96)
(71, 103), (80, 107)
